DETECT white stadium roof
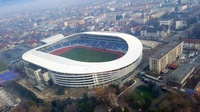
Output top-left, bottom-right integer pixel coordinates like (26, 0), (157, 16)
(22, 32), (143, 74)
(41, 34), (65, 44)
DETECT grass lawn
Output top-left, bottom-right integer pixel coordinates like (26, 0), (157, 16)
(129, 85), (155, 110)
(60, 47), (119, 62)
(134, 87), (155, 101)
(0, 61), (7, 72)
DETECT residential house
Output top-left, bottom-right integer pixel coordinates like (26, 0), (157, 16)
(140, 25), (170, 37)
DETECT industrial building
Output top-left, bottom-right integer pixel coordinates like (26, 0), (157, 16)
(168, 64), (195, 87)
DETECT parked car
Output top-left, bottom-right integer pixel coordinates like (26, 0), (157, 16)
(180, 88), (185, 92)
(189, 52), (195, 58)
(142, 77), (149, 83)
(139, 72), (145, 77)
(172, 86), (178, 90)
(195, 52), (199, 56)
(158, 76), (164, 82)
(180, 54), (186, 60)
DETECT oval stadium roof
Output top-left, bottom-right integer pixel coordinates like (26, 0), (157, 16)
(22, 32), (143, 74)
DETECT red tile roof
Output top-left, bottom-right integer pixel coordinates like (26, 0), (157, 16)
(182, 38), (200, 44)
(131, 26), (141, 31)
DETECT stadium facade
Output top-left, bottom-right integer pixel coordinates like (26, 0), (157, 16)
(22, 32), (143, 88)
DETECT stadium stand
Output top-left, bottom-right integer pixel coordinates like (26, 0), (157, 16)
(40, 34), (128, 53)
(22, 32), (142, 88)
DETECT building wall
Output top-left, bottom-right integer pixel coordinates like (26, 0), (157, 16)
(176, 21), (187, 29)
(134, 17), (149, 24)
(149, 42), (183, 73)
(43, 72), (50, 82)
(150, 10), (165, 18)
(184, 42), (200, 50)
(159, 19), (173, 26)
(149, 59), (159, 73)
(24, 64), (50, 86)
(141, 26), (170, 37)
(50, 54), (142, 88)
(34, 69), (42, 85)
(178, 4), (187, 11)
(181, 67), (195, 85)
(168, 65), (195, 87)
(24, 66), (36, 79)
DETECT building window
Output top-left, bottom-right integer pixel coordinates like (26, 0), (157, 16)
(152, 60), (157, 71)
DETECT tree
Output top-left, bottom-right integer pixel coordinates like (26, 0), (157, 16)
(56, 86), (65, 95)
(111, 106), (122, 112)
(64, 103), (77, 112)
(28, 105), (42, 112)
(147, 81), (161, 98)
(124, 105), (130, 112)
(82, 92), (88, 102)
(78, 93), (100, 112)
(65, 97), (73, 105)
(52, 100), (65, 112)
(109, 84), (120, 95)
(95, 87), (114, 105)
(116, 15), (123, 20)
(39, 102), (52, 112)
(11, 103), (27, 112)
(48, 79), (54, 86)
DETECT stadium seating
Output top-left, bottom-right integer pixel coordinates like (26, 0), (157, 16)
(90, 40), (98, 47)
(54, 44), (62, 49)
(78, 39), (85, 45)
(96, 41), (106, 48)
(48, 47), (55, 52)
(63, 42), (69, 46)
(41, 36), (128, 53)
(84, 39), (92, 46)
(106, 42), (115, 49)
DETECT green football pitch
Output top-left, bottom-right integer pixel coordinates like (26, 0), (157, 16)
(60, 48), (120, 62)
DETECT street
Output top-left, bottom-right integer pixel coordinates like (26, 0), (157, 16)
(116, 78), (145, 108)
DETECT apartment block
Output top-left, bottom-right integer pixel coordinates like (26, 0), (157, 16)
(149, 41), (183, 74)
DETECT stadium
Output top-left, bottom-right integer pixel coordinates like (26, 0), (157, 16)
(22, 32), (143, 88)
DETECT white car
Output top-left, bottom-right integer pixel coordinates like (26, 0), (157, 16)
(180, 88), (185, 92)
(172, 86), (178, 90)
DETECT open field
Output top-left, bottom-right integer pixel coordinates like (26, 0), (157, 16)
(128, 85), (155, 111)
(134, 86), (155, 102)
(60, 47), (120, 62)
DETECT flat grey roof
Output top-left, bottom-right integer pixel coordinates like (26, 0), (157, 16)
(168, 64), (195, 84)
(149, 41), (183, 60)
(160, 18), (173, 21)
(195, 56), (200, 64)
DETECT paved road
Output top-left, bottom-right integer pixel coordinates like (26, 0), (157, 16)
(119, 61), (148, 86)
(116, 78), (144, 108)
(114, 60), (148, 107)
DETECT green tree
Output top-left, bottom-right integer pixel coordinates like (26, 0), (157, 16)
(124, 105), (130, 112)
(111, 106), (122, 112)
(52, 100), (65, 112)
(148, 81), (161, 98)
(56, 86), (65, 95)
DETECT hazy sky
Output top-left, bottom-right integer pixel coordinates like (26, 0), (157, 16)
(0, 0), (34, 7)
(0, 0), (70, 16)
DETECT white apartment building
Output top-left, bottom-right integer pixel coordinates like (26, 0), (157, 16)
(175, 20), (187, 29)
(159, 19), (173, 26)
